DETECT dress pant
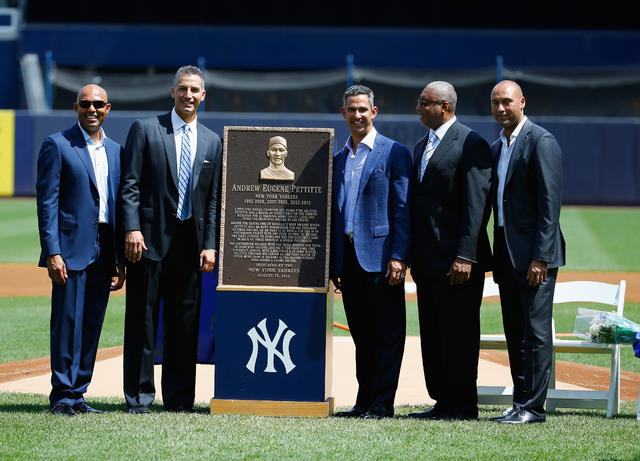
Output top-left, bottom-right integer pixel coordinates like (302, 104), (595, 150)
(50, 224), (112, 408)
(493, 227), (557, 413)
(339, 236), (406, 412)
(415, 267), (484, 412)
(123, 218), (201, 411)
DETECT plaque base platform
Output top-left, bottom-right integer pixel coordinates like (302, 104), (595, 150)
(210, 397), (334, 418)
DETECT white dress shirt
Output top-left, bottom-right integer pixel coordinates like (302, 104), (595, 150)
(344, 127), (377, 236)
(171, 108), (198, 172)
(78, 122), (109, 223)
(497, 115), (528, 226)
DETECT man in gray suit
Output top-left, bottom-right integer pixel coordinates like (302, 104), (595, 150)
(489, 80), (565, 424)
(119, 65), (222, 413)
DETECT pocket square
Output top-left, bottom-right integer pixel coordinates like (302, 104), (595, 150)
(373, 168), (384, 174)
(203, 159), (211, 164)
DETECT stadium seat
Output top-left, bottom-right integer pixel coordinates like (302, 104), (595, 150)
(477, 277), (627, 417)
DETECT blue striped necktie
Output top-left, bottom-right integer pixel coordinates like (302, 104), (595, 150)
(419, 131), (439, 181)
(177, 125), (192, 220)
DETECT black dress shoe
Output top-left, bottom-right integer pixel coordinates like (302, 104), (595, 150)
(434, 406), (478, 421)
(73, 402), (104, 414)
(490, 406), (517, 421)
(408, 406), (446, 419)
(128, 407), (150, 414)
(51, 402), (76, 416)
(495, 408), (546, 424)
(335, 407), (365, 418)
(165, 407), (197, 413)
(361, 405), (394, 419)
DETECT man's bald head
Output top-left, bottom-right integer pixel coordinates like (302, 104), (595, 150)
(491, 80), (523, 101)
(76, 84), (108, 103)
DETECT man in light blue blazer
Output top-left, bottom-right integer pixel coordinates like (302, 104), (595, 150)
(331, 85), (412, 419)
(36, 84), (125, 416)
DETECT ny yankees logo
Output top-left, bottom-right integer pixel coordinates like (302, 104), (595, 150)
(246, 318), (296, 374)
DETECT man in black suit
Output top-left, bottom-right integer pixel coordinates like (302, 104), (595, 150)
(119, 65), (222, 413)
(489, 80), (565, 424)
(407, 81), (492, 421)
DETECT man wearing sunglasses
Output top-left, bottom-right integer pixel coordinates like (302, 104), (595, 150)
(36, 84), (125, 416)
(408, 81), (492, 421)
(119, 65), (222, 413)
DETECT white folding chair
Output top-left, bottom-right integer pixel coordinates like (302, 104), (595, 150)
(478, 277), (627, 417)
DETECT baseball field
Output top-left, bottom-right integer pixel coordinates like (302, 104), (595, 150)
(1, 198), (639, 459)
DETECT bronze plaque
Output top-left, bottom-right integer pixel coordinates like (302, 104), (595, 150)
(218, 126), (334, 291)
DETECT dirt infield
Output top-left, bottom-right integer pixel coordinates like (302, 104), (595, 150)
(3, 263), (639, 301)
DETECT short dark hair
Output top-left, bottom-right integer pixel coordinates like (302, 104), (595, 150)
(172, 65), (205, 89)
(343, 85), (374, 108)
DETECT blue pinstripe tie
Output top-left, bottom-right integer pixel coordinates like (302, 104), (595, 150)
(177, 125), (192, 220)
(419, 131), (439, 181)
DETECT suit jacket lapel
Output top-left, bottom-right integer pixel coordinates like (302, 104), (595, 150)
(414, 135), (427, 182)
(105, 140), (119, 224)
(356, 135), (383, 200)
(158, 113), (178, 189)
(70, 125), (98, 191)
(421, 122), (458, 182)
(505, 119), (532, 185)
(333, 148), (347, 213)
(191, 122), (207, 191)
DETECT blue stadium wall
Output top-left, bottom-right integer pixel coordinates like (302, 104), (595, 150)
(17, 25), (640, 69)
(8, 111), (640, 205)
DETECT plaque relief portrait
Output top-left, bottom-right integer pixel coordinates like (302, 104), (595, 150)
(260, 136), (295, 181)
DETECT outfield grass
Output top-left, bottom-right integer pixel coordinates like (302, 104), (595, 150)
(0, 393), (639, 460)
(561, 207), (640, 272)
(0, 296), (126, 363)
(0, 198), (40, 264)
(3, 198), (640, 270)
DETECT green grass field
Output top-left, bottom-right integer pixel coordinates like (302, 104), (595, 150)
(1, 199), (640, 459)
(3, 198), (640, 270)
(0, 393), (639, 460)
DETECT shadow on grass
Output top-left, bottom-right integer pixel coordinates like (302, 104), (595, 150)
(0, 402), (51, 413)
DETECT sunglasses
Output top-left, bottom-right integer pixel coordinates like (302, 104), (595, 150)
(78, 100), (108, 109)
(417, 98), (447, 107)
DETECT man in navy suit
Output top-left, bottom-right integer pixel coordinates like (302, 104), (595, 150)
(119, 66), (222, 413)
(408, 81), (492, 421)
(36, 84), (125, 416)
(489, 80), (565, 424)
(331, 85), (412, 419)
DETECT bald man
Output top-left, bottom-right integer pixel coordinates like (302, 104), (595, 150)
(489, 80), (565, 424)
(36, 84), (125, 416)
